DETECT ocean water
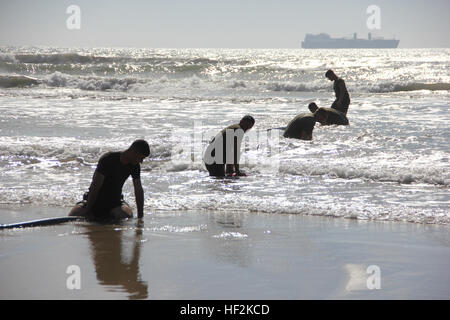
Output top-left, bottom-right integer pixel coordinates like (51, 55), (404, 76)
(0, 47), (449, 224)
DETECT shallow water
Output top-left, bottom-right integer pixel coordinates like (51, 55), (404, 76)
(1, 207), (449, 299)
(0, 47), (449, 224)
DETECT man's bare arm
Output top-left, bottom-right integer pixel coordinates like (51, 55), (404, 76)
(133, 178), (144, 219)
(234, 135), (239, 173)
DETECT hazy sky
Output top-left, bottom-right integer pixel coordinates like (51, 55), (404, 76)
(1, 0), (449, 48)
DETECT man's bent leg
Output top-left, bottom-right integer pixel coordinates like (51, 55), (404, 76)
(330, 100), (338, 110)
(110, 204), (133, 220)
(205, 163), (225, 177)
(68, 203), (88, 217)
(69, 192), (89, 217)
(340, 99), (350, 115)
(331, 100), (349, 115)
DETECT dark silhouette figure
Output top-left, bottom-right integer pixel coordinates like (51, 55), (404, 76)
(325, 69), (350, 115)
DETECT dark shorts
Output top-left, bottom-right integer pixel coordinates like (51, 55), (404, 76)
(331, 98), (350, 115)
(205, 163), (225, 177)
(77, 192), (130, 218)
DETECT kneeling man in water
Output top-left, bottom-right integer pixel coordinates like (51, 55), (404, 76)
(309, 103), (349, 126)
(283, 112), (315, 140)
(203, 115), (255, 177)
(69, 140), (150, 220)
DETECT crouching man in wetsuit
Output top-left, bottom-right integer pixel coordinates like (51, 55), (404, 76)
(203, 115), (255, 177)
(69, 139), (150, 220)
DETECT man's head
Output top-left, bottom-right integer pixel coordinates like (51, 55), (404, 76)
(308, 102), (319, 113)
(314, 108), (328, 125)
(325, 69), (337, 81)
(128, 139), (150, 165)
(239, 115), (255, 132)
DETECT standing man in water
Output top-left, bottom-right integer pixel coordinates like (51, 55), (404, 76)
(69, 139), (150, 220)
(325, 69), (350, 115)
(203, 115), (255, 177)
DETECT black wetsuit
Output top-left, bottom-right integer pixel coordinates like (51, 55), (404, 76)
(317, 107), (349, 126)
(87, 152), (140, 218)
(203, 124), (244, 177)
(331, 78), (350, 115)
(283, 113), (315, 139)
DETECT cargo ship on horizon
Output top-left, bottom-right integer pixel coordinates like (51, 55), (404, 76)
(302, 33), (399, 48)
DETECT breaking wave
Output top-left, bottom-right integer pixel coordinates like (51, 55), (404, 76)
(42, 72), (141, 91)
(0, 75), (40, 88)
(278, 163), (449, 186)
(266, 82), (327, 92)
(266, 81), (450, 93)
(1, 49), (449, 94)
(368, 82), (450, 93)
(14, 53), (114, 64)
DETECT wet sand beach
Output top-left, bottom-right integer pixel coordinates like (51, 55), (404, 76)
(1, 205), (449, 300)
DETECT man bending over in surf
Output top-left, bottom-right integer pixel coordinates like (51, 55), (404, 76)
(203, 115), (255, 177)
(69, 139), (150, 220)
(308, 103), (349, 126)
(283, 111), (316, 140)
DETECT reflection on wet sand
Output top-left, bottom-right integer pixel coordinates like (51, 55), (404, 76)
(206, 212), (253, 268)
(84, 220), (148, 299)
